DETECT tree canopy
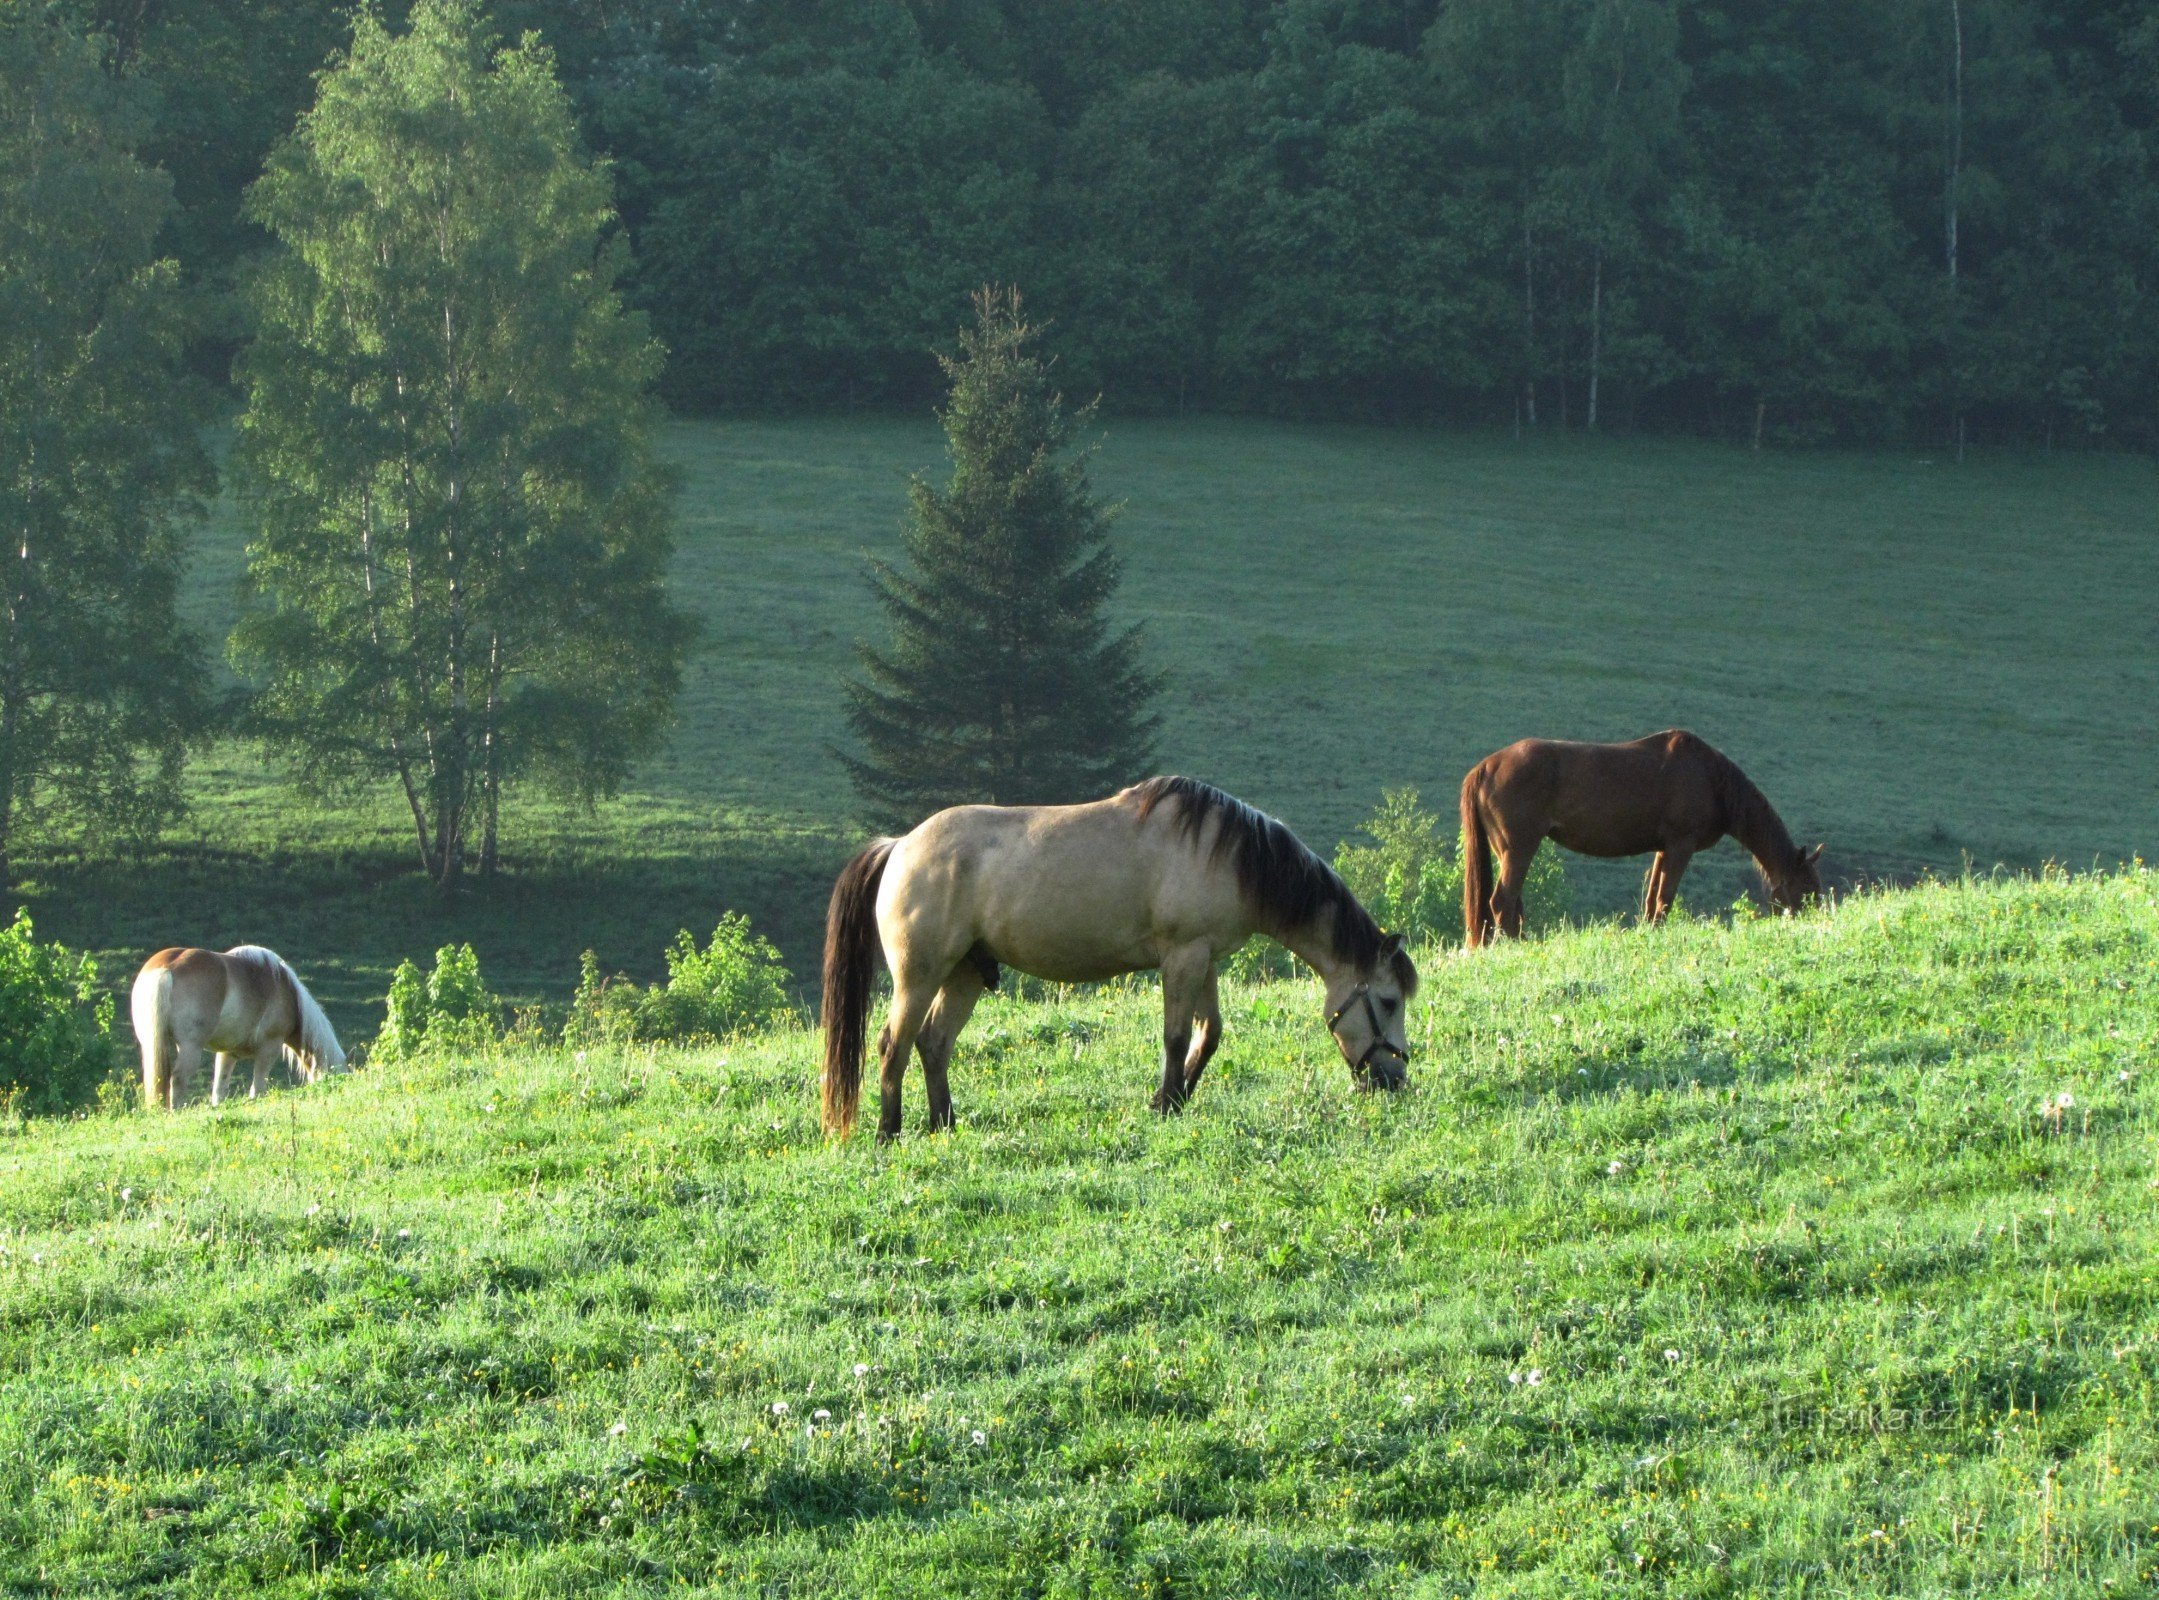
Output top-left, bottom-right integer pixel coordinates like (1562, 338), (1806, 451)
(0, 10), (212, 890)
(39, 0), (2159, 446)
(233, 0), (687, 888)
(845, 289), (1161, 827)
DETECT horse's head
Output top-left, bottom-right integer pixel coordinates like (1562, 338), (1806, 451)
(285, 1032), (350, 1083)
(1771, 844), (1826, 913)
(1323, 932), (1417, 1091)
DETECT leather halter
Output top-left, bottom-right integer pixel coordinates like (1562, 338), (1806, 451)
(1326, 982), (1409, 1078)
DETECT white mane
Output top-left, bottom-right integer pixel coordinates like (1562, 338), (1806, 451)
(229, 945), (346, 1076)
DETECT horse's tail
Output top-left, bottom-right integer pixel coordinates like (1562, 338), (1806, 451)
(131, 963), (175, 1111)
(278, 957), (346, 1081)
(1461, 771), (1495, 949)
(822, 838), (896, 1138)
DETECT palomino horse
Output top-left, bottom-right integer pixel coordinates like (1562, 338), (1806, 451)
(822, 776), (1419, 1141)
(130, 946), (346, 1109)
(1460, 730), (1824, 947)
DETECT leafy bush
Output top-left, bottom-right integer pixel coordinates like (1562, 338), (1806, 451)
(375, 943), (501, 1062)
(1334, 786), (1568, 949)
(566, 914), (796, 1047)
(0, 910), (118, 1114)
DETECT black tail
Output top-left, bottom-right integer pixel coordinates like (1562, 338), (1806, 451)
(822, 838), (896, 1137)
(1461, 773), (1495, 949)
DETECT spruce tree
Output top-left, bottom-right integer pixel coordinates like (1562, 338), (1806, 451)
(844, 288), (1161, 828)
(233, 0), (687, 887)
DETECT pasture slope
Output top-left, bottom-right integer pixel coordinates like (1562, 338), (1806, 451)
(18, 419), (2159, 1025)
(2, 869), (2156, 1597)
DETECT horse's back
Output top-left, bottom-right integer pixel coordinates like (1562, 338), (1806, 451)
(1470, 731), (1725, 855)
(882, 792), (1223, 983)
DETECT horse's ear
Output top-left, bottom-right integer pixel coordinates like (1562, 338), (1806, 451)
(1377, 931), (1404, 962)
(1806, 843), (1825, 865)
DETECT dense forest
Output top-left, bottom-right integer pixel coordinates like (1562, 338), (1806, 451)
(69, 0), (2159, 445)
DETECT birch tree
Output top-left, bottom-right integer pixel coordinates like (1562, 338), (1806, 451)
(234, 0), (687, 888)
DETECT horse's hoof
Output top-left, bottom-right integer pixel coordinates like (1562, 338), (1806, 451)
(1151, 1089), (1187, 1115)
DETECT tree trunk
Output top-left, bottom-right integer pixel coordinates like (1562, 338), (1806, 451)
(1586, 246), (1604, 432)
(1522, 209), (1538, 428)
(479, 631), (501, 877)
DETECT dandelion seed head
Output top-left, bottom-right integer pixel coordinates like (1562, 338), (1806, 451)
(770, 1401), (790, 1417)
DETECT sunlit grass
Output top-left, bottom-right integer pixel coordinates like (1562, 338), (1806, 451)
(2, 870), (2154, 1594)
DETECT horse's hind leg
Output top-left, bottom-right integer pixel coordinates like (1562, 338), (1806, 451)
(210, 1053), (234, 1106)
(1180, 965), (1223, 1099)
(1645, 847), (1693, 924)
(916, 964), (987, 1133)
(1495, 844), (1538, 939)
(875, 980), (937, 1144)
(170, 1043), (205, 1110)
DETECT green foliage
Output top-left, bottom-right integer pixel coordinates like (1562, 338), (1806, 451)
(1335, 785), (1568, 948)
(565, 914), (797, 1046)
(374, 943), (500, 1061)
(0, 908), (115, 1115)
(0, 11), (212, 890)
(843, 288), (1163, 827)
(0, 873), (2155, 1591)
(233, 0), (688, 888)
(17, 415), (2157, 1026)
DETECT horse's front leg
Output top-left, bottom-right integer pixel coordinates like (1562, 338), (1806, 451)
(1181, 965), (1223, 1098)
(1153, 944), (1211, 1113)
(252, 1043), (282, 1098)
(209, 1053), (233, 1107)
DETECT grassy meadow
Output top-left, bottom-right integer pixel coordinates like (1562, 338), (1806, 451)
(1, 871), (2154, 1595)
(14, 418), (2158, 1028)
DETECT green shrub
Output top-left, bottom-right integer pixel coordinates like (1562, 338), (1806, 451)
(566, 914), (796, 1046)
(375, 943), (501, 1062)
(1334, 786), (1568, 950)
(0, 910), (118, 1114)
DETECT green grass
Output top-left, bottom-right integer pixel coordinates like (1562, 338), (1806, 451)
(14, 419), (2158, 1027)
(2, 871), (2155, 1595)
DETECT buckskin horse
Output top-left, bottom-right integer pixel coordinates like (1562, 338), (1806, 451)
(131, 945), (347, 1109)
(1460, 730), (1823, 947)
(821, 776), (1418, 1141)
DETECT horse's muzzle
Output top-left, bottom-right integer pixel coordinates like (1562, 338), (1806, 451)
(1353, 1057), (1410, 1093)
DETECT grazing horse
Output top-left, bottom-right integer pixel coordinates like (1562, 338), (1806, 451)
(1460, 730), (1823, 947)
(130, 946), (346, 1110)
(821, 776), (1419, 1141)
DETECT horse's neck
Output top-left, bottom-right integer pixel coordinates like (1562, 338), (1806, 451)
(1726, 780), (1795, 882)
(1273, 910), (1352, 986)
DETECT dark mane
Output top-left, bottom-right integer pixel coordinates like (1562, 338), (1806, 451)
(1132, 776), (1418, 993)
(1708, 747), (1802, 881)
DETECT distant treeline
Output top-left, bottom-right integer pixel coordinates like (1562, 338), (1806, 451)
(77, 0), (2159, 445)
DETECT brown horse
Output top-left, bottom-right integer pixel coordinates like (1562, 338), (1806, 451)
(131, 945), (346, 1109)
(822, 777), (1418, 1141)
(1460, 730), (1823, 946)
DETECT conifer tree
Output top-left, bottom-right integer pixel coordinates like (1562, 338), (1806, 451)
(0, 13), (212, 892)
(233, 0), (687, 887)
(844, 288), (1161, 828)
